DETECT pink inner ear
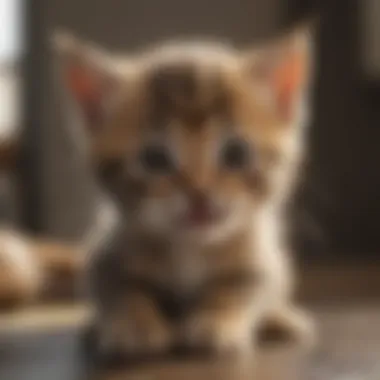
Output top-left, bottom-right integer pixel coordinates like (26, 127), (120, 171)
(273, 51), (306, 121)
(66, 63), (104, 130)
(67, 64), (99, 102)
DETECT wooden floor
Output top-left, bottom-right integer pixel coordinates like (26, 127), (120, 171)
(0, 301), (380, 380)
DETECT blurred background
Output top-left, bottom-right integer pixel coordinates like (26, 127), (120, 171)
(1, 1), (380, 379)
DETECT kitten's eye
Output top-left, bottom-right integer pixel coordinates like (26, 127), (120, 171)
(219, 137), (251, 170)
(139, 144), (175, 174)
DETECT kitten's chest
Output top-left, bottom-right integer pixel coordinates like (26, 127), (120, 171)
(125, 239), (210, 294)
(165, 244), (209, 295)
(125, 232), (256, 295)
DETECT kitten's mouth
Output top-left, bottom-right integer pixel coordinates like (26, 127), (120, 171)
(178, 201), (226, 229)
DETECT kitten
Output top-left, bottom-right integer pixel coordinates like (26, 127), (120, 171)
(55, 27), (315, 357)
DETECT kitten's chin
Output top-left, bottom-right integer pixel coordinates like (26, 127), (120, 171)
(174, 211), (247, 245)
(138, 211), (245, 244)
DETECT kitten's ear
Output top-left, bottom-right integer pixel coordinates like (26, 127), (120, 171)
(243, 27), (313, 123)
(53, 32), (124, 133)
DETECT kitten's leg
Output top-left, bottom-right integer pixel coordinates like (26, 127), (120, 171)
(182, 270), (264, 355)
(97, 290), (173, 358)
(263, 304), (317, 348)
(86, 232), (173, 360)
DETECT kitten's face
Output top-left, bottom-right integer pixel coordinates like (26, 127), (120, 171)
(57, 34), (310, 243)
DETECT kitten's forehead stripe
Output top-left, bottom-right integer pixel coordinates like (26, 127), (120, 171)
(145, 60), (230, 128)
(150, 63), (197, 104)
(147, 62), (197, 126)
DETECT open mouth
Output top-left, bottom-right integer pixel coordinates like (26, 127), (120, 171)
(178, 203), (226, 229)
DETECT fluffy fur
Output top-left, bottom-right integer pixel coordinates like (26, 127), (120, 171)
(56, 28), (315, 357)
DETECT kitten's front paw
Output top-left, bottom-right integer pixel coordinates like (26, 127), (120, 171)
(98, 314), (172, 359)
(183, 312), (253, 355)
(263, 305), (317, 349)
(286, 307), (317, 348)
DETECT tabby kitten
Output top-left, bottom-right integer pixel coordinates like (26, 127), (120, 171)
(56, 28), (315, 357)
